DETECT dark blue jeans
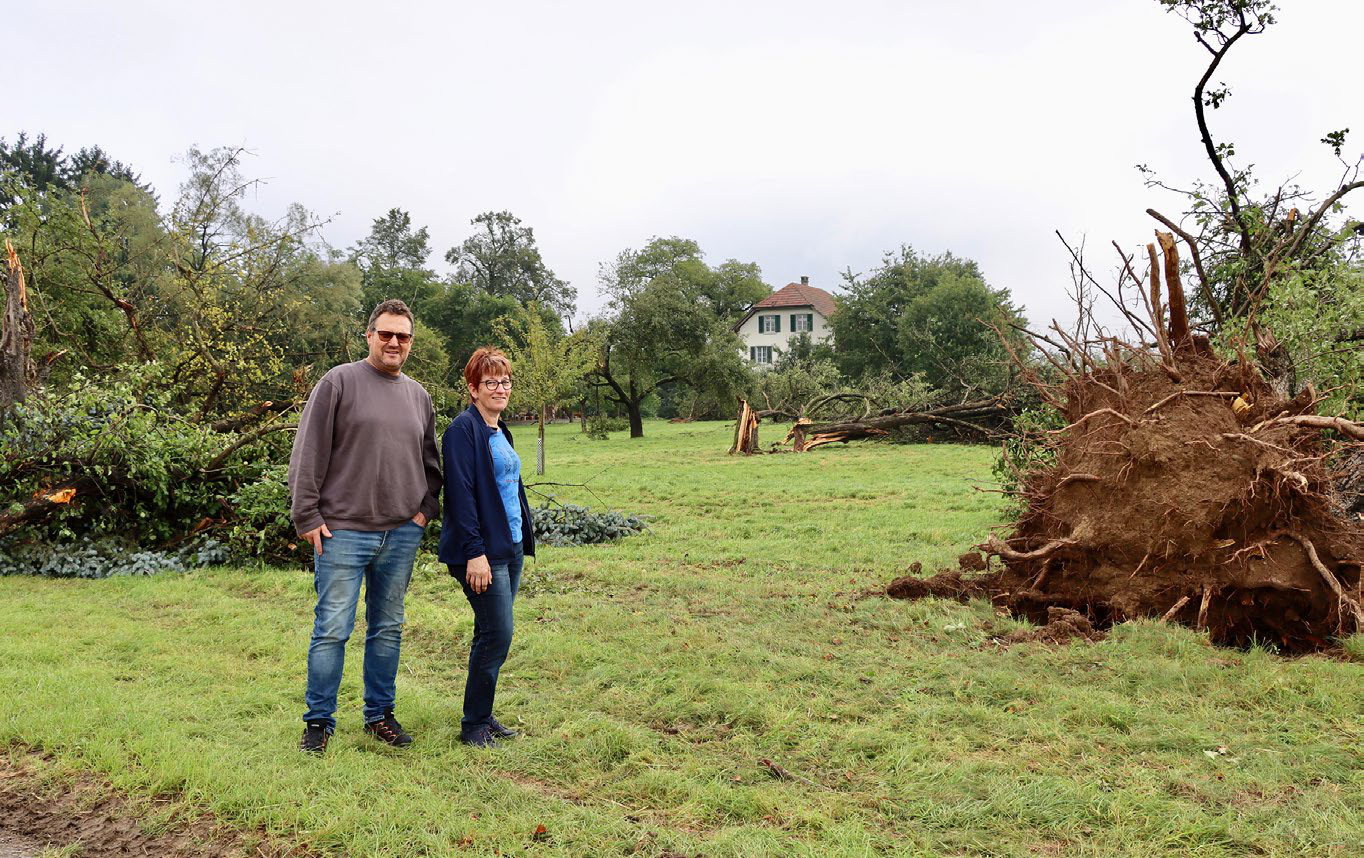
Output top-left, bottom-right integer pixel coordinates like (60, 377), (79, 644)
(303, 522), (424, 731)
(455, 542), (523, 736)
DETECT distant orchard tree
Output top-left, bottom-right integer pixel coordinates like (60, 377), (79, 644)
(493, 303), (598, 474)
(349, 208), (442, 313)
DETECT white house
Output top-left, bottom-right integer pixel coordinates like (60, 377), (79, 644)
(735, 277), (837, 366)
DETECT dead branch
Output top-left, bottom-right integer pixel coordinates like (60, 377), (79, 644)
(1146, 208), (1221, 326)
(1156, 231), (1190, 348)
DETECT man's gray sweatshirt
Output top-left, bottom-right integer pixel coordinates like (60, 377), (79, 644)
(288, 360), (441, 534)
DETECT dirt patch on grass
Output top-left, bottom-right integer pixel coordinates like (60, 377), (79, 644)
(0, 749), (313, 858)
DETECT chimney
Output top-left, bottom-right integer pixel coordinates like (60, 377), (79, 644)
(800, 275), (809, 285)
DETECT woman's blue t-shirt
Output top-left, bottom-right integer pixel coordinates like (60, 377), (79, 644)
(488, 429), (523, 543)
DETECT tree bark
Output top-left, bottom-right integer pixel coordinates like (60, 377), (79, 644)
(1, 241), (36, 422)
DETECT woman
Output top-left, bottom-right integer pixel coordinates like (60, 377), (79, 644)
(439, 347), (536, 748)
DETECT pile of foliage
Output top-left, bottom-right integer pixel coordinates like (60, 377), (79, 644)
(530, 504), (650, 547)
(0, 535), (227, 578)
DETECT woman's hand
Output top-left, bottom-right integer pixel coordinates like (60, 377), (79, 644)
(466, 555), (492, 594)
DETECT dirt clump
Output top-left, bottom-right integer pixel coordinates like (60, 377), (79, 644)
(886, 567), (995, 603)
(997, 607), (1106, 646)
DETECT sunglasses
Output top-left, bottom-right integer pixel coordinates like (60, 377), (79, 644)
(372, 329), (412, 344)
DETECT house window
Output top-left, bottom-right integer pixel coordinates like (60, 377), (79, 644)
(749, 346), (773, 364)
(791, 313), (814, 332)
(758, 315), (780, 334)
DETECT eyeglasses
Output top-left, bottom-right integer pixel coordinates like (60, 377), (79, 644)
(481, 378), (513, 391)
(372, 330), (412, 344)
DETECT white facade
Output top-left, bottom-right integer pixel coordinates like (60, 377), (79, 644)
(736, 307), (833, 366)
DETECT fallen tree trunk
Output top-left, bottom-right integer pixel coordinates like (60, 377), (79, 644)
(787, 397), (1012, 451)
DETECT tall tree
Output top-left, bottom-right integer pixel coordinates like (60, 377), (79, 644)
(445, 210), (576, 318)
(592, 237), (757, 437)
(349, 208), (442, 314)
(831, 246), (1026, 396)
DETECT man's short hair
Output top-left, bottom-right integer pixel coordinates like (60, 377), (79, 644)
(464, 347), (512, 389)
(367, 299), (415, 332)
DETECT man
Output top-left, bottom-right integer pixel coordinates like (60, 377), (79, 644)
(288, 299), (441, 754)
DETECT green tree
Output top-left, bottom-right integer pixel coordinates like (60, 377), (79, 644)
(593, 237), (757, 437)
(832, 246), (1025, 396)
(445, 210), (576, 319)
(1137, 0), (1360, 403)
(349, 208), (442, 313)
(493, 303), (598, 474)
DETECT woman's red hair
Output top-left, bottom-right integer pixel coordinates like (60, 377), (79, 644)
(463, 347), (512, 389)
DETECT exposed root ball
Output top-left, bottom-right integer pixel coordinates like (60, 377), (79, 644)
(986, 350), (1363, 652)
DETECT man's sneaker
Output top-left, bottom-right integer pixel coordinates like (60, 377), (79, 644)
(488, 716), (519, 739)
(460, 724), (498, 749)
(364, 709), (413, 747)
(300, 721), (331, 755)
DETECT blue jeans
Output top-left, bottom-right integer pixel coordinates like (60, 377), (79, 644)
(304, 522), (424, 730)
(455, 542), (523, 735)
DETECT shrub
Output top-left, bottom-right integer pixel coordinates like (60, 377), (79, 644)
(586, 416), (629, 439)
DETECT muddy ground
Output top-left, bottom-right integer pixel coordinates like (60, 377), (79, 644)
(0, 750), (311, 858)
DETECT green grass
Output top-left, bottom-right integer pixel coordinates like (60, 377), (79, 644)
(2, 420), (1361, 857)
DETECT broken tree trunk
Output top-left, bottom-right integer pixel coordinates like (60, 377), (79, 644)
(730, 398), (760, 455)
(1, 240), (36, 422)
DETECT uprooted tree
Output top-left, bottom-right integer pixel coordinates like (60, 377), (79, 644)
(907, 232), (1363, 651)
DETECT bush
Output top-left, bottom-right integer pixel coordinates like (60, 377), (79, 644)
(531, 504), (649, 546)
(992, 402), (1063, 515)
(586, 416), (629, 439)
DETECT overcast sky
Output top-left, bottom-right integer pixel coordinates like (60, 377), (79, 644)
(11, 0), (1362, 328)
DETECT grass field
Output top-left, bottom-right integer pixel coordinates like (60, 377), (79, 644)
(2, 420), (1361, 857)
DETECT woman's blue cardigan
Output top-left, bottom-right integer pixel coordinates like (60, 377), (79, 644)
(438, 405), (535, 572)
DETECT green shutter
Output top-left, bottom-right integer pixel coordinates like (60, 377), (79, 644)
(774, 315), (781, 333)
(806, 313), (814, 331)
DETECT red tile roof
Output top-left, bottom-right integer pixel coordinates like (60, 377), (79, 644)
(752, 282), (837, 318)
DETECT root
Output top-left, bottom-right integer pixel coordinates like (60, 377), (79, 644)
(982, 535), (1078, 562)
(1286, 533), (1364, 631)
(1253, 414), (1364, 442)
(1144, 390), (1239, 415)
(1161, 595), (1192, 622)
